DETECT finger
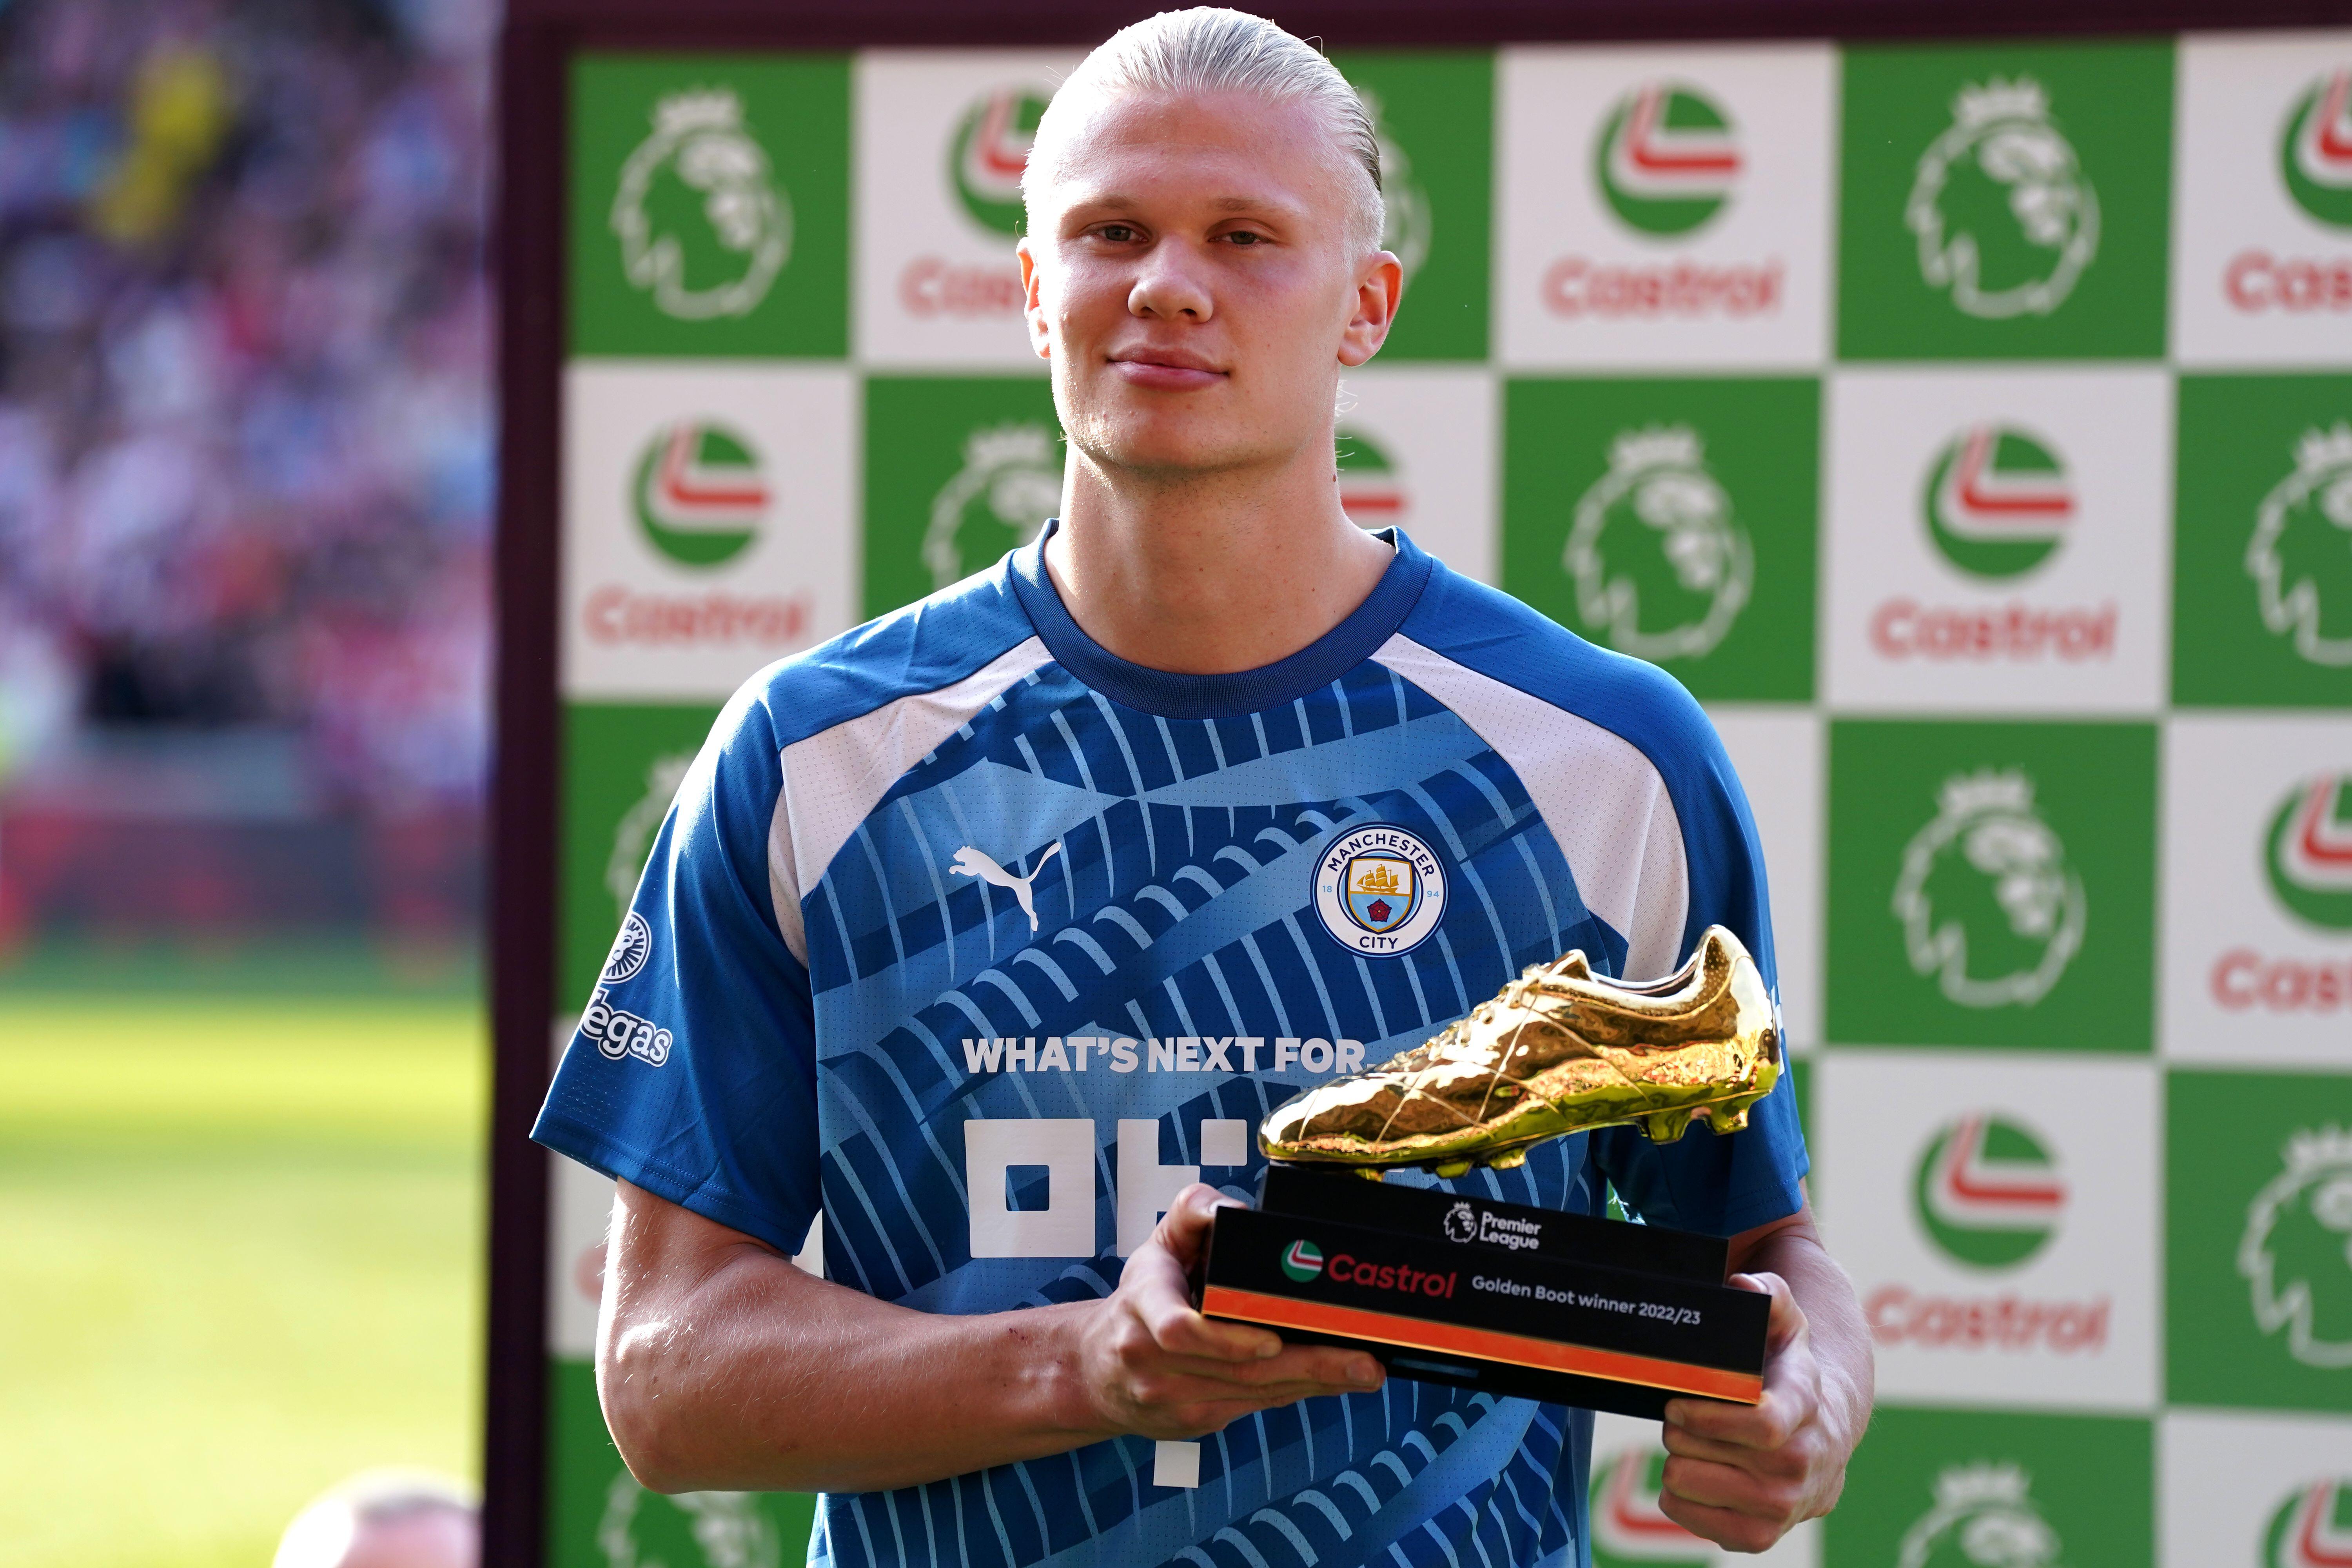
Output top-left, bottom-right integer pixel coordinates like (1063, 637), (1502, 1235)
(1659, 1452), (1800, 1524)
(1660, 1418), (1815, 1479)
(1654, 1486), (1788, 1555)
(1152, 1182), (1237, 1266)
(1665, 1325), (1819, 1448)
(1730, 1270), (1809, 1352)
(1154, 1344), (1385, 1392)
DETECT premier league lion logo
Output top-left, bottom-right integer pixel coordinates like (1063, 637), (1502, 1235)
(611, 89), (792, 321)
(1564, 426), (1753, 663)
(1906, 77), (2100, 321)
(2248, 424), (2352, 669)
(1894, 770), (2086, 1010)
(2239, 1125), (2352, 1370)
(924, 423), (1062, 590)
(1896, 1463), (2064, 1568)
(598, 1474), (782, 1568)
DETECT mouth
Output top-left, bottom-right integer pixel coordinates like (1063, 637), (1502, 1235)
(1108, 348), (1227, 391)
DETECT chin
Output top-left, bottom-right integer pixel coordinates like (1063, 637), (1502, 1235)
(1073, 414), (1263, 478)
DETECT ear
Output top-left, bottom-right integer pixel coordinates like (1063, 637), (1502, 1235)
(1016, 237), (1052, 361)
(1338, 250), (1404, 369)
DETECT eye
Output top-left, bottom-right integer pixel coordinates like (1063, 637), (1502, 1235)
(1094, 223), (1140, 243)
(1223, 230), (1267, 246)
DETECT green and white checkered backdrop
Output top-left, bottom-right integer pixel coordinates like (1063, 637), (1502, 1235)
(542, 33), (2352, 1567)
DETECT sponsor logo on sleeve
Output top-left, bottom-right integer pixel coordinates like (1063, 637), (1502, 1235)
(1313, 825), (1449, 955)
(602, 911), (655, 985)
(581, 985), (673, 1067)
(1907, 78), (2099, 321)
(2239, 1125), (2352, 1368)
(612, 89), (791, 322)
(1895, 1463), (2063, 1568)
(2249, 425), (2352, 669)
(1565, 425), (1752, 662)
(1894, 771), (2087, 1009)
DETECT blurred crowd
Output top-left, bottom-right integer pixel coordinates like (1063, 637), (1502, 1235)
(0, 0), (494, 940)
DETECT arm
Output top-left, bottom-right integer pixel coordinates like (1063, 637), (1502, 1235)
(1656, 1187), (1873, 1552)
(598, 1178), (1385, 1494)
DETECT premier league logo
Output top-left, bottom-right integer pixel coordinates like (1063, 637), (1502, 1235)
(1895, 1463), (2063, 1568)
(1921, 425), (2074, 580)
(949, 87), (1049, 237)
(1566, 426), (1752, 663)
(2248, 424), (2352, 669)
(2239, 1125), (2352, 1369)
(1361, 88), (1433, 278)
(924, 423), (1061, 590)
(1593, 82), (1741, 238)
(611, 89), (791, 321)
(1313, 825), (1448, 955)
(1907, 78), (2100, 321)
(1895, 770), (2087, 1010)
(2281, 70), (2352, 232)
(630, 420), (769, 568)
(598, 1474), (780, 1568)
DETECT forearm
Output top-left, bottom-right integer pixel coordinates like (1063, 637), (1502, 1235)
(598, 1201), (1111, 1494)
(1742, 1221), (1874, 1460)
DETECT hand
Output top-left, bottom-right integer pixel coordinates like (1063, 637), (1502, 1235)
(1657, 1271), (1855, 1552)
(1072, 1182), (1384, 1439)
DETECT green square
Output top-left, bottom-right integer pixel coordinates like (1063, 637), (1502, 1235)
(1836, 40), (2172, 361)
(1825, 719), (2154, 1050)
(561, 702), (725, 1008)
(570, 53), (849, 358)
(864, 376), (1064, 619)
(1330, 51), (1492, 362)
(1501, 377), (1817, 701)
(2173, 374), (2352, 709)
(2166, 1069), (2352, 1414)
(1824, 1406), (2151, 1568)
(546, 1357), (815, 1566)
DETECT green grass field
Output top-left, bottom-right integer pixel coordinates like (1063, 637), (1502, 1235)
(0, 990), (485, 1568)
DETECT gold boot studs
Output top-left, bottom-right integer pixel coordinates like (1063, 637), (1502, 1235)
(1258, 926), (1781, 1177)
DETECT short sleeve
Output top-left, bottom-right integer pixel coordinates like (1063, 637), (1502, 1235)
(530, 683), (820, 1257)
(1592, 702), (1809, 1240)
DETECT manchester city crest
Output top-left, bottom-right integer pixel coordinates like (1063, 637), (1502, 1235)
(1314, 825), (1448, 955)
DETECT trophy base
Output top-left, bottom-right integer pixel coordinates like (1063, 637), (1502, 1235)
(1196, 1167), (1769, 1421)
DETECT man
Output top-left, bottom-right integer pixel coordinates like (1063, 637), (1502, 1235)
(534, 10), (1871, 1564)
(273, 1472), (478, 1568)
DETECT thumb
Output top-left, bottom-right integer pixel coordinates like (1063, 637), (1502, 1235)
(1730, 1270), (1808, 1350)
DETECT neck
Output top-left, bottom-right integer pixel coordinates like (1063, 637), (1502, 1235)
(1043, 439), (1395, 676)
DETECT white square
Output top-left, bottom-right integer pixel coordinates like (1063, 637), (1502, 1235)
(562, 362), (859, 701)
(1496, 44), (1835, 370)
(1588, 1412), (1820, 1564)
(1198, 1118), (1249, 1167)
(2172, 34), (2352, 368)
(1151, 1439), (1201, 1490)
(854, 50), (1084, 369)
(1336, 366), (1498, 585)
(1822, 368), (2171, 715)
(1705, 706), (1822, 1050)
(2160, 1410), (2352, 1568)
(1810, 1050), (2158, 1413)
(2162, 714), (2352, 1066)
(965, 1117), (1098, 1260)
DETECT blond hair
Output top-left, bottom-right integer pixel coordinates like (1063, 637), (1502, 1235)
(1024, 7), (1386, 252)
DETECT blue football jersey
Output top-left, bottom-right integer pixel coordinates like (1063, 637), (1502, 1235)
(535, 525), (1808, 1568)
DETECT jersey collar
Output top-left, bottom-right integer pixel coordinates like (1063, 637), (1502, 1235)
(1008, 519), (1436, 720)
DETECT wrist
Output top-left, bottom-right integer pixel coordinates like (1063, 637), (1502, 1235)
(1026, 1300), (1121, 1443)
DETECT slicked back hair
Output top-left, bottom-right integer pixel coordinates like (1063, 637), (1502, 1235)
(1023, 7), (1386, 254)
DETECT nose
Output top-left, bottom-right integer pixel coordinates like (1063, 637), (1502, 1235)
(1127, 238), (1214, 322)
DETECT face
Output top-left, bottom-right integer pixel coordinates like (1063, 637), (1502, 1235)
(1017, 89), (1399, 481)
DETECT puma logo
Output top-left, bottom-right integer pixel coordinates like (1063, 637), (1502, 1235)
(949, 842), (1063, 933)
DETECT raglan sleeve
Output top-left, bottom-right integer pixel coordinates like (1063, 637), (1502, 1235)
(530, 680), (822, 1258)
(1590, 693), (1810, 1241)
